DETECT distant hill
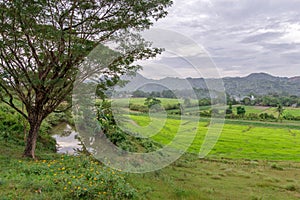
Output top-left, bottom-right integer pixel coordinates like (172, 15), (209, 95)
(118, 72), (300, 96)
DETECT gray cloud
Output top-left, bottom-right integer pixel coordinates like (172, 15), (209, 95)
(148, 0), (300, 78)
(241, 32), (284, 43)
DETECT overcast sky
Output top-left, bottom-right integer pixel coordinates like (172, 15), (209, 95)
(138, 0), (300, 79)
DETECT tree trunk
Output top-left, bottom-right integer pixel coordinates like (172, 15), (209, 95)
(23, 119), (42, 159)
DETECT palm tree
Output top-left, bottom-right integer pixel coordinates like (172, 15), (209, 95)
(276, 104), (284, 122)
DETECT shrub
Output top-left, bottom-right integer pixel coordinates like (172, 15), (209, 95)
(198, 98), (211, 106)
(168, 110), (182, 115)
(225, 108), (233, 114)
(294, 116), (300, 121)
(270, 163), (283, 170)
(96, 101), (161, 153)
(284, 113), (295, 120)
(245, 113), (259, 120)
(236, 106), (246, 116)
(164, 103), (180, 110)
(259, 113), (276, 121)
(285, 184), (297, 191)
(0, 103), (56, 151)
(129, 103), (148, 113)
(200, 111), (211, 117)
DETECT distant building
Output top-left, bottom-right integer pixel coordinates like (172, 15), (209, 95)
(291, 103), (298, 108)
(232, 95), (255, 104)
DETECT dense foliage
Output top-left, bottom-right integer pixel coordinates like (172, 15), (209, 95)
(240, 94), (300, 107)
(0, 0), (172, 158)
(96, 100), (161, 153)
(0, 103), (57, 151)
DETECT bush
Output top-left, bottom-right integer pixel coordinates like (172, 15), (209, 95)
(284, 113), (295, 120)
(0, 103), (57, 152)
(168, 110), (182, 115)
(270, 163), (283, 170)
(164, 103), (180, 110)
(200, 111), (211, 117)
(144, 97), (163, 112)
(245, 113), (259, 120)
(96, 101), (161, 153)
(259, 113), (276, 121)
(0, 104), (25, 135)
(283, 113), (300, 121)
(236, 106), (246, 116)
(225, 108), (233, 114)
(129, 103), (148, 113)
(285, 184), (297, 191)
(294, 116), (300, 121)
(198, 99), (211, 106)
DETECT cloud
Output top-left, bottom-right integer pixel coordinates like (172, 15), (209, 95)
(137, 53), (220, 79)
(241, 32), (284, 43)
(150, 0), (300, 78)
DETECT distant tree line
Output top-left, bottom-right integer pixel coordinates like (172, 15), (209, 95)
(132, 90), (176, 98)
(234, 93), (300, 107)
(131, 88), (212, 99)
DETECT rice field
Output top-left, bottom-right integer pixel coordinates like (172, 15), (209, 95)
(125, 113), (300, 161)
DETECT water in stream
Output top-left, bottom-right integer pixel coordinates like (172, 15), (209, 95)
(51, 123), (82, 155)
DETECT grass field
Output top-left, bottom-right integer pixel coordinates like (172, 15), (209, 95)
(103, 98), (300, 199)
(124, 112), (300, 199)
(128, 155), (300, 200)
(232, 105), (270, 114)
(185, 105), (300, 118)
(112, 98), (182, 107)
(125, 113), (300, 161)
(115, 97), (300, 161)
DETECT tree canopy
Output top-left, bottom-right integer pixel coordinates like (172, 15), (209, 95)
(0, 0), (172, 158)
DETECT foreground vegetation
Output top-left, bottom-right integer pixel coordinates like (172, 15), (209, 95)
(129, 154), (300, 200)
(0, 142), (136, 200)
(1, 99), (300, 199)
(2, 141), (300, 200)
(0, 104), (136, 200)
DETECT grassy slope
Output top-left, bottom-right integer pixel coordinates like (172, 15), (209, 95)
(4, 142), (300, 200)
(129, 155), (300, 200)
(0, 140), (136, 200)
(0, 102), (136, 200)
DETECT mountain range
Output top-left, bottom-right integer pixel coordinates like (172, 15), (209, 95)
(118, 73), (300, 96)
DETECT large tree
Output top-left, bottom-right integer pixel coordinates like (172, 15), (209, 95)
(0, 0), (172, 158)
